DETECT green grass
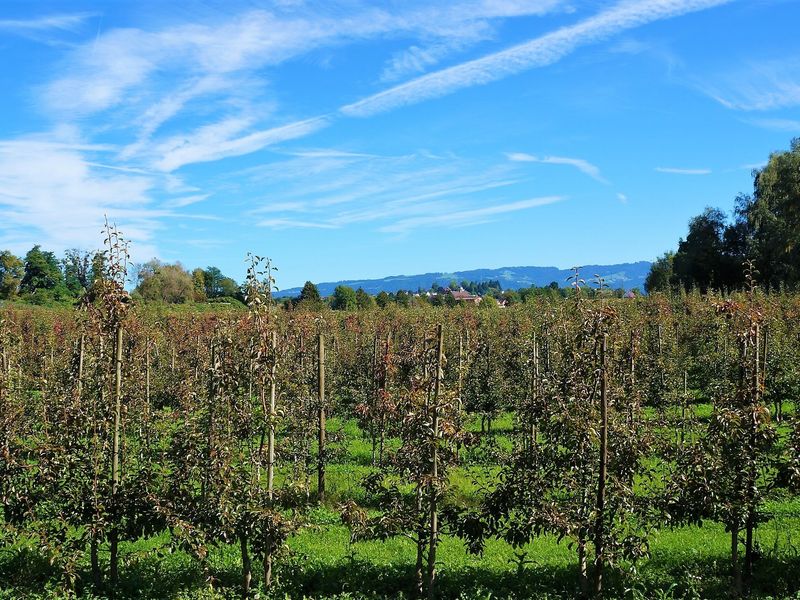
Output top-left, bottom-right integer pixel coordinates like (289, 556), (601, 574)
(2, 410), (799, 599)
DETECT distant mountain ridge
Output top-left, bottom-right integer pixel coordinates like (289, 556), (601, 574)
(277, 262), (652, 297)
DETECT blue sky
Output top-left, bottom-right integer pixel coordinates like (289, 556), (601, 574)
(1, 0), (799, 289)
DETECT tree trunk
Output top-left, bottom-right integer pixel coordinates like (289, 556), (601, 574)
(263, 552), (273, 591)
(578, 535), (589, 599)
(415, 484), (425, 598)
(91, 534), (101, 590)
(731, 523), (742, 597)
(240, 533), (252, 599)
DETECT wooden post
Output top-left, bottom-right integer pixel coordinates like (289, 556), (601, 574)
(427, 324), (444, 600)
(318, 331), (326, 503)
(744, 323), (760, 591)
(110, 324), (123, 588)
(144, 338), (151, 448)
(593, 333), (608, 598)
(268, 331), (277, 500)
(680, 370), (688, 448)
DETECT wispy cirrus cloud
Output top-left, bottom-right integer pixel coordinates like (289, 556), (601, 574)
(0, 132), (220, 257)
(341, 0), (732, 117)
(257, 218), (338, 230)
(0, 137), (159, 257)
(0, 13), (94, 34)
(47, 4), (573, 172)
(31, 0), (730, 178)
(151, 116), (330, 172)
(163, 194), (210, 209)
(240, 148), (564, 234)
(702, 58), (800, 111)
(379, 0), (568, 81)
(655, 166), (711, 175)
(746, 117), (800, 132)
(43, 2), (568, 123)
(506, 152), (607, 183)
(379, 195), (563, 233)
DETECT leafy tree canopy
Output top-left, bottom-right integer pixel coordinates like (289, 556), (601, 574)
(135, 260), (195, 303)
(0, 250), (24, 300)
(331, 285), (357, 311)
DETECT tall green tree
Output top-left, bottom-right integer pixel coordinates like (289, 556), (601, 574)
(218, 276), (240, 299)
(135, 261), (195, 303)
(295, 281), (322, 309)
(375, 290), (391, 307)
(644, 252), (675, 293)
(20, 245), (70, 302)
(191, 268), (207, 301)
(202, 266), (224, 298)
(0, 250), (24, 299)
(331, 285), (357, 311)
(671, 208), (744, 292)
(62, 249), (94, 295)
(741, 138), (800, 288)
(355, 287), (375, 310)
(395, 290), (411, 307)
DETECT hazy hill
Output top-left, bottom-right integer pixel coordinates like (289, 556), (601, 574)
(278, 262), (652, 297)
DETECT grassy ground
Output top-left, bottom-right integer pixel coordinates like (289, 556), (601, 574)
(1, 410), (798, 599)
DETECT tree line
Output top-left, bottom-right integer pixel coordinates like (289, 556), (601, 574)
(0, 247), (248, 307)
(646, 138), (800, 293)
(0, 248), (632, 311)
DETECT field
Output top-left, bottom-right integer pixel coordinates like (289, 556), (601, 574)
(1, 282), (799, 599)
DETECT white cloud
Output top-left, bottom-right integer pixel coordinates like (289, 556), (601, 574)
(236, 150), (536, 232)
(379, 195), (563, 233)
(746, 118), (800, 132)
(163, 194), (210, 209)
(43, 2), (566, 118)
(506, 152), (607, 182)
(257, 218), (337, 230)
(655, 166), (711, 175)
(382, 43), (470, 82)
(152, 116), (330, 172)
(381, 0), (570, 82)
(0, 13), (94, 34)
(119, 75), (238, 160)
(25, 2), (581, 176)
(703, 59), (800, 111)
(281, 149), (381, 159)
(617, 192), (628, 203)
(0, 138), (161, 258)
(341, 0), (732, 117)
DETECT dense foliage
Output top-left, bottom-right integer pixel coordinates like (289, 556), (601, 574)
(647, 138), (800, 293)
(1, 254), (798, 598)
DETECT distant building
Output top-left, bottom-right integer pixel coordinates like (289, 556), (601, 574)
(450, 288), (482, 304)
